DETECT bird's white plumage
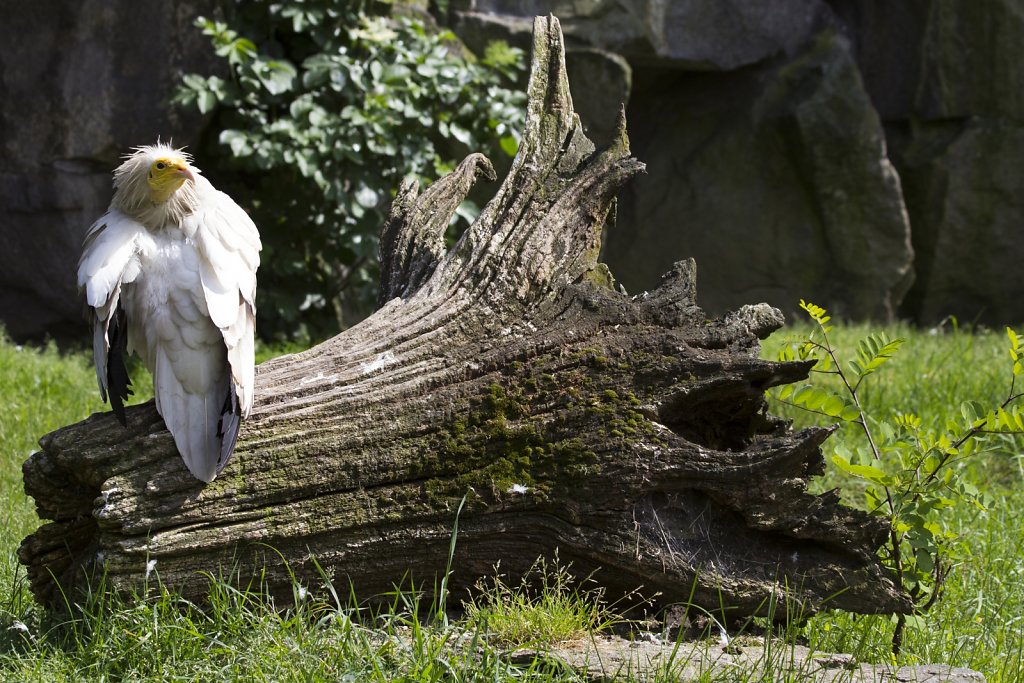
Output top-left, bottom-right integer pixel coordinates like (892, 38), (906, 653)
(78, 144), (261, 482)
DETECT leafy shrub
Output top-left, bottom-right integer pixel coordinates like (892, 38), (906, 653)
(771, 301), (1024, 653)
(177, 1), (526, 341)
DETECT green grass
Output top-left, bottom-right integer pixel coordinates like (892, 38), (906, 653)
(763, 321), (1024, 680)
(0, 337), (113, 646)
(0, 323), (1022, 681)
(463, 554), (621, 648)
(0, 571), (555, 681)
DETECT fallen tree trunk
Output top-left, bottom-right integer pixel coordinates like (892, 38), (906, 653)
(20, 16), (910, 620)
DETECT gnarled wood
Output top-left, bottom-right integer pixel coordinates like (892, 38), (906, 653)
(20, 16), (911, 620)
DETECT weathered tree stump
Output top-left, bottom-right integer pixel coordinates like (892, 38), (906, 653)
(19, 16), (910, 620)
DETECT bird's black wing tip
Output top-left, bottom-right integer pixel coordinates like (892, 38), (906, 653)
(106, 306), (134, 428)
(216, 385), (243, 475)
(110, 400), (128, 427)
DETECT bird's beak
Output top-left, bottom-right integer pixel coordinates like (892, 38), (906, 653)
(176, 163), (195, 183)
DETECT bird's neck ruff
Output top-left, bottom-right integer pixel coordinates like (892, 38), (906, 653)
(111, 148), (201, 230)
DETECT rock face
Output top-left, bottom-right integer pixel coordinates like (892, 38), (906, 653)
(837, 0), (1024, 324)
(2, 1), (1023, 338)
(448, 0), (1024, 325)
(609, 31), (912, 320)
(895, 121), (1024, 324)
(0, 1), (219, 340)
(461, 0), (831, 70)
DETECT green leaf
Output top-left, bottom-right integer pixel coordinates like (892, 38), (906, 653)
(257, 59), (297, 95)
(219, 129), (251, 156)
(799, 300), (830, 326)
(877, 421), (896, 444)
(804, 388), (830, 411)
(906, 528), (935, 550)
(903, 614), (928, 630)
(351, 17), (398, 43)
(914, 548), (935, 574)
(839, 404), (861, 422)
(815, 354), (834, 372)
(230, 38), (257, 65)
(853, 333), (904, 379)
(196, 90), (218, 114)
(895, 413), (922, 431)
(499, 135), (519, 157)
(354, 185), (380, 208)
(821, 394), (847, 417)
(449, 122), (472, 145)
(416, 63), (439, 78)
(832, 455), (890, 485)
(791, 386), (826, 411)
(383, 64), (412, 84)
(181, 73), (207, 91)
(834, 442), (852, 462)
(960, 401), (984, 423)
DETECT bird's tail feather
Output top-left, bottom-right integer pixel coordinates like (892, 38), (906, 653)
(155, 362), (226, 483)
(105, 305), (133, 426)
(218, 384), (242, 476)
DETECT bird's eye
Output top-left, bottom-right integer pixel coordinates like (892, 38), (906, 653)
(155, 162), (166, 170)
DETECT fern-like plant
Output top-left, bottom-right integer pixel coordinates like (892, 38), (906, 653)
(772, 301), (1024, 653)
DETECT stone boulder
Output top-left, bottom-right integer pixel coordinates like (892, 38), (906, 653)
(606, 31), (913, 320)
(450, 0), (915, 321)
(452, 0), (1024, 325)
(913, 0), (1024, 122)
(822, 0), (930, 122)
(453, 0), (831, 70)
(0, 1), (220, 341)
(895, 121), (1024, 324)
(828, 0), (1024, 323)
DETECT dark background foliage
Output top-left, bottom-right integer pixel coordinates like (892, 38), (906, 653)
(3, 1), (1024, 343)
(176, 0), (526, 342)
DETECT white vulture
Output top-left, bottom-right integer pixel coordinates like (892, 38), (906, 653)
(78, 143), (262, 482)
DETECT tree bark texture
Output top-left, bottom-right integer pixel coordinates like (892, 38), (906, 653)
(20, 16), (911, 620)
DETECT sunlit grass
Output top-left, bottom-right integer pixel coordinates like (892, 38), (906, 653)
(763, 320), (1024, 680)
(463, 555), (620, 647)
(0, 322), (1022, 680)
(0, 333), (313, 681)
(0, 571), (556, 682)
(0, 335), (112, 663)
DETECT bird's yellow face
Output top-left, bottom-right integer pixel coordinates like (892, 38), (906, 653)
(147, 157), (195, 203)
